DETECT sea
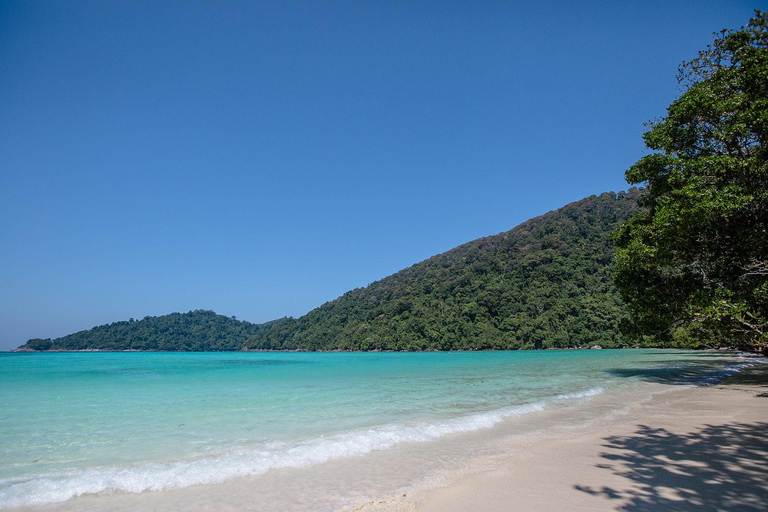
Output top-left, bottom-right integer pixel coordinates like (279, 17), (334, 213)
(0, 349), (760, 511)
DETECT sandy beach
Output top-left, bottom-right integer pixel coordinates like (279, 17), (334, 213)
(372, 363), (768, 512)
(6, 358), (767, 512)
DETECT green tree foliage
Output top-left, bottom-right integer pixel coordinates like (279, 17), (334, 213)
(23, 338), (54, 351)
(614, 12), (768, 351)
(18, 310), (271, 351)
(248, 191), (640, 351)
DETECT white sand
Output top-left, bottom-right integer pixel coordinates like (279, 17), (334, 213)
(370, 364), (768, 512)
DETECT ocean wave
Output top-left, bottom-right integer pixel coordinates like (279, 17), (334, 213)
(554, 387), (604, 401)
(0, 384), (614, 508)
(0, 388), (611, 509)
(696, 358), (768, 385)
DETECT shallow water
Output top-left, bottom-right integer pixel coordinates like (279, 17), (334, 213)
(0, 349), (756, 509)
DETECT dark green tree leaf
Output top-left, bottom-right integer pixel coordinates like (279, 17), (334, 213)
(614, 11), (768, 351)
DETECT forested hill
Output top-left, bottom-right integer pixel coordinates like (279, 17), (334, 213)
(18, 310), (270, 351)
(17, 190), (641, 352)
(247, 190), (642, 351)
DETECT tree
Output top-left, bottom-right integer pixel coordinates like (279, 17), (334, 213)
(614, 12), (768, 352)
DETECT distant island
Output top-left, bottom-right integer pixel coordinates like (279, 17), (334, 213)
(18, 190), (647, 352)
(18, 310), (275, 352)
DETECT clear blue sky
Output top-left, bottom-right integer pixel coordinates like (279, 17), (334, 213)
(0, 1), (762, 349)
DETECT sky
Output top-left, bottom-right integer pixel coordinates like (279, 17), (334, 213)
(0, 0), (763, 350)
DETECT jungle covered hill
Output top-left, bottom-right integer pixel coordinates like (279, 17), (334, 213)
(18, 310), (269, 351)
(246, 190), (642, 351)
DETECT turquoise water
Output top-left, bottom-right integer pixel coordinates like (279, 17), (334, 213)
(0, 349), (756, 508)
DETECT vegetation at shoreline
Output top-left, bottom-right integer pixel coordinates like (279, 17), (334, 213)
(614, 12), (767, 353)
(246, 191), (640, 351)
(18, 310), (267, 351)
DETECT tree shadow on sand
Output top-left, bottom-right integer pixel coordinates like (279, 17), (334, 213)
(606, 367), (716, 385)
(606, 358), (768, 388)
(575, 422), (768, 511)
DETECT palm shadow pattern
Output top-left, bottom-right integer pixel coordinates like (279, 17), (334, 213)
(575, 422), (768, 511)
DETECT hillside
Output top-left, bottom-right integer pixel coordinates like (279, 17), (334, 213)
(18, 310), (269, 351)
(247, 190), (642, 351)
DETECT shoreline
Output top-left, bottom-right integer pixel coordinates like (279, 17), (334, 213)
(4, 355), (766, 511)
(366, 363), (768, 512)
(7, 347), (762, 354)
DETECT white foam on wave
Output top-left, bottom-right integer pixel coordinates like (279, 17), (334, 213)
(554, 387), (604, 401)
(0, 389), (606, 508)
(697, 358), (767, 385)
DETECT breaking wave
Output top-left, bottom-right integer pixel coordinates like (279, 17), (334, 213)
(0, 389), (610, 508)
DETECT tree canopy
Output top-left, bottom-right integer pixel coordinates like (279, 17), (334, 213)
(614, 12), (768, 351)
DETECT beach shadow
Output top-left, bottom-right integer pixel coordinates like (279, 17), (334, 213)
(606, 361), (768, 396)
(606, 357), (768, 388)
(575, 422), (768, 511)
(606, 367), (708, 385)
